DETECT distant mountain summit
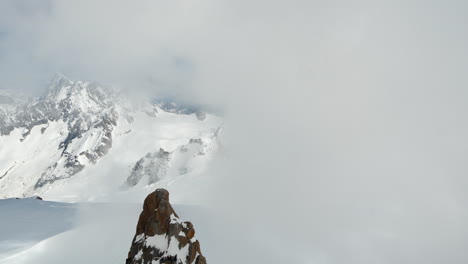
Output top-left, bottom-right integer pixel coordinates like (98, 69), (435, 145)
(0, 75), (222, 200)
(1, 74), (125, 189)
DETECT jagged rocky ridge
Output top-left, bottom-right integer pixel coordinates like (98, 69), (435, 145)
(125, 136), (218, 187)
(0, 74), (124, 188)
(126, 188), (206, 264)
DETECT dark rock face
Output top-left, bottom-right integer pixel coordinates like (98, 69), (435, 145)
(126, 189), (206, 264)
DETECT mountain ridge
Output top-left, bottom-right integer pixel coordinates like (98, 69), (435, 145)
(0, 75), (222, 201)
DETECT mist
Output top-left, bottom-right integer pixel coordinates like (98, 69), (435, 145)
(1, 0), (468, 263)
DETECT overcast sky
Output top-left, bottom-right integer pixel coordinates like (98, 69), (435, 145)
(1, 1), (468, 263)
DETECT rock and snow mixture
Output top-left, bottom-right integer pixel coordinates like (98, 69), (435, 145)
(126, 189), (207, 264)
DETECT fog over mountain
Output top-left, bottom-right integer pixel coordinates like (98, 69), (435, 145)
(1, 1), (468, 264)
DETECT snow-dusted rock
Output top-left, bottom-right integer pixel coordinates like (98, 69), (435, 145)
(126, 148), (171, 187)
(126, 189), (206, 264)
(124, 136), (218, 188)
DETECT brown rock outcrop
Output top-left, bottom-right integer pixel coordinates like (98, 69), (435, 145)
(126, 188), (206, 264)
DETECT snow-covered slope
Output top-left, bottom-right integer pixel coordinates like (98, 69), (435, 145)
(0, 197), (76, 260)
(0, 75), (223, 201)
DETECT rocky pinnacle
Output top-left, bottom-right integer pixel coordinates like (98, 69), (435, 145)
(126, 189), (207, 264)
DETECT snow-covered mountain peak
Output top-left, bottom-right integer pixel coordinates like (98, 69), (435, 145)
(42, 74), (116, 110)
(43, 73), (73, 101)
(0, 75), (223, 201)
